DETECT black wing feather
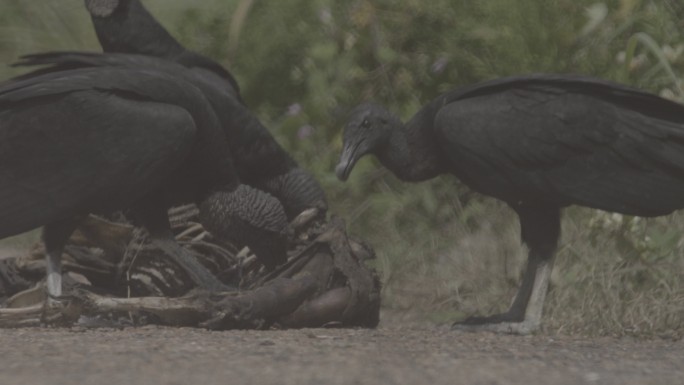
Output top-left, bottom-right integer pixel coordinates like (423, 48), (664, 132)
(13, 51), (325, 218)
(434, 77), (684, 216)
(0, 68), (198, 237)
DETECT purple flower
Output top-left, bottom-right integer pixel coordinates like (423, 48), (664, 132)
(431, 57), (449, 74)
(319, 8), (332, 25)
(297, 125), (315, 140)
(287, 103), (302, 116)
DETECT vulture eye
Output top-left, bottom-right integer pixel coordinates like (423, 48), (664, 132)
(361, 118), (371, 128)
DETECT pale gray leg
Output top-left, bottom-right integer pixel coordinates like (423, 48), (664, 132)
(45, 250), (63, 299)
(522, 256), (554, 329)
(42, 219), (79, 304)
(452, 205), (559, 335)
(452, 254), (555, 335)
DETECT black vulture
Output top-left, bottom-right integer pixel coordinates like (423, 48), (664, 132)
(83, 0), (327, 220)
(0, 63), (290, 302)
(336, 74), (684, 334)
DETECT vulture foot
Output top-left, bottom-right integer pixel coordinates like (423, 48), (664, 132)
(451, 319), (540, 335)
(452, 309), (540, 335)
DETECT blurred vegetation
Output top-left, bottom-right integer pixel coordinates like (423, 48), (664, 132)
(1, 0), (683, 336)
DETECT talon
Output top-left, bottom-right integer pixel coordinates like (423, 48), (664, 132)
(454, 312), (522, 326)
(45, 293), (71, 308)
(452, 316), (540, 335)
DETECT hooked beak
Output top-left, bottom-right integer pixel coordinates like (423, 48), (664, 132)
(335, 141), (363, 182)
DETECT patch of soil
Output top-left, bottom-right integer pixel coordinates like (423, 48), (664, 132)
(0, 320), (681, 385)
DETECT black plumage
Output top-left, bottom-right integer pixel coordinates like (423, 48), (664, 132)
(0, 62), (289, 300)
(336, 74), (684, 333)
(83, 0), (327, 219)
(85, 0), (242, 97)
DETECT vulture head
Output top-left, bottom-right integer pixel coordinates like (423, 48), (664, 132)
(336, 103), (397, 181)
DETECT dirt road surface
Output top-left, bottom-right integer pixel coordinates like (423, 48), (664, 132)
(1, 245), (681, 385)
(1, 318), (682, 385)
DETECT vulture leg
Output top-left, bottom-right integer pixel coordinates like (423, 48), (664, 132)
(42, 218), (80, 302)
(454, 205), (559, 334)
(136, 203), (230, 292)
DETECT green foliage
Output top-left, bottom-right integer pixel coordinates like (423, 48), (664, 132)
(1, 0), (683, 335)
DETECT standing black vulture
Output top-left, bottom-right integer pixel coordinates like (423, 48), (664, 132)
(336, 74), (684, 334)
(83, 0), (327, 220)
(0, 64), (289, 302)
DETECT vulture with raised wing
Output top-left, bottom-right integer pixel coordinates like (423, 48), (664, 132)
(84, 0), (327, 219)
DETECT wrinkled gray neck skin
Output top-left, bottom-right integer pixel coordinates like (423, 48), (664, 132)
(376, 108), (444, 182)
(198, 184), (289, 269)
(260, 168), (327, 219)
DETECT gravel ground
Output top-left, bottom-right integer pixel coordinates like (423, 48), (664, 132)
(1, 319), (682, 385)
(1, 245), (682, 385)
